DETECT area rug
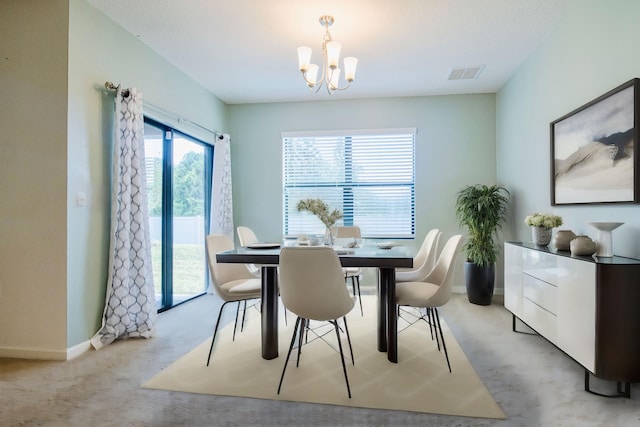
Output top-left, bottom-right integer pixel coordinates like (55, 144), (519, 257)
(143, 296), (505, 419)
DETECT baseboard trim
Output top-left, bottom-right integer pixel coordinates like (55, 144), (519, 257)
(67, 340), (92, 360)
(0, 340), (92, 361)
(0, 346), (67, 361)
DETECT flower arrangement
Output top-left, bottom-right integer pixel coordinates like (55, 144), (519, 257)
(524, 213), (563, 229)
(296, 198), (343, 228)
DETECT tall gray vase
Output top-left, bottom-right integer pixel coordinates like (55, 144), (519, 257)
(531, 226), (552, 246)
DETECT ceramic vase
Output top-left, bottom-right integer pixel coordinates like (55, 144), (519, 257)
(570, 235), (597, 256)
(532, 226), (552, 246)
(553, 230), (576, 251)
(324, 227), (334, 246)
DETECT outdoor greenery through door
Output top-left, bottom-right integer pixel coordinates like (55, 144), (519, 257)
(144, 118), (213, 311)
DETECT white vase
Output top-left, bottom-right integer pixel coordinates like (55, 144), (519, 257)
(586, 221), (624, 257)
(531, 226), (552, 246)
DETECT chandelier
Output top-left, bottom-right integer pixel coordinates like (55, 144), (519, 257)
(297, 15), (358, 95)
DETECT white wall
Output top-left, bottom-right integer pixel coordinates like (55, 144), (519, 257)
(0, 0), (229, 359)
(228, 94), (497, 289)
(497, 0), (640, 259)
(0, 0), (69, 359)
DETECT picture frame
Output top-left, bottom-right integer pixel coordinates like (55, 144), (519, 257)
(550, 78), (640, 205)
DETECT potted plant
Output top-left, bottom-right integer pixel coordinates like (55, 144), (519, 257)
(524, 213), (563, 246)
(455, 184), (510, 305)
(296, 198), (343, 245)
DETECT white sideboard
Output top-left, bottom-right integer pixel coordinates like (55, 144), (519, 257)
(504, 242), (640, 396)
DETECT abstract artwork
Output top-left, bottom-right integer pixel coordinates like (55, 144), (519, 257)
(551, 78), (639, 205)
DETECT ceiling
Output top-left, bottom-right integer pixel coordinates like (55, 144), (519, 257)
(86, 0), (571, 105)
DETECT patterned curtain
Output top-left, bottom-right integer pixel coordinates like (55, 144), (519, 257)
(91, 87), (156, 350)
(210, 133), (234, 240)
(207, 133), (234, 293)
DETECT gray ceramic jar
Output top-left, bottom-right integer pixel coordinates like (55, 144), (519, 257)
(554, 230), (576, 251)
(570, 235), (597, 256)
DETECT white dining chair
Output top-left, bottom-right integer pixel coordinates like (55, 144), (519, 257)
(396, 228), (441, 282)
(205, 234), (262, 366)
(277, 246), (356, 398)
(236, 226), (261, 277)
(395, 234), (463, 372)
(331, 225), (363, 315)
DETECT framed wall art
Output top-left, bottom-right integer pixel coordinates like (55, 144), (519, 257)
(550, 78), (640, 205)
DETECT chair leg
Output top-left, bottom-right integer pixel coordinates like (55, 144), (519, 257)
(284, 303), (288, 326)
(232, 301), (241, 341)
(417, 307), (435, 341)
(354, 276), (363, 316)
(426, 308), (436, 341)
(278, 293), (288, 326)
(240, 300), (248, 332)
(346, 275), (363, 316)
(207, 301), (232, 366)
(296, 318), (307, 367)
(278, 317), (302, 395)
(428, 308), (441, 351)
(433, 308), (451, 373)
(333, 320), (352, 398)
(342, 316), (355, 365)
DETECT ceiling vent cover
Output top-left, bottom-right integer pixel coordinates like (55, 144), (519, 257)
(448, 65), (485, 80)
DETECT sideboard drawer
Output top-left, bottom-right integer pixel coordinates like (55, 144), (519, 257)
(523, 274), (557, 315)
(523, 297), (557, 344)
(522, 249), (560, 285)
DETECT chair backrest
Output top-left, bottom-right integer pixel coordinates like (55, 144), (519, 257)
(422, 235), (464, 307)
(331, 226), (361, 239)
(279, 246), (355, 321)
(237, 226), (259, 246)
(412, 228), (441, 278)
(205, 234), (256, 299)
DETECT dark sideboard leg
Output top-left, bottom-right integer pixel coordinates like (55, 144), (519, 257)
(584, 370), (631, 398)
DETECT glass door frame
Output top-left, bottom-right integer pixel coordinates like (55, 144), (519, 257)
(144, 117), (213, 312)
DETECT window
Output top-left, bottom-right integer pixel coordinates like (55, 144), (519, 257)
(283, 128), (416, 239)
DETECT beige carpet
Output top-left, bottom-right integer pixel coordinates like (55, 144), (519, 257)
(143, 296), (505, 419)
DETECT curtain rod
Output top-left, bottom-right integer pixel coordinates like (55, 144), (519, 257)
(104, 81), (129, 97)
(102, 81), (219, 138)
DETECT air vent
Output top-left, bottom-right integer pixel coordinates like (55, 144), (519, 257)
(448, 65), (485, 80)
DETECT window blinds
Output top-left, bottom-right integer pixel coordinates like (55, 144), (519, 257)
(282, 128), (416, 239)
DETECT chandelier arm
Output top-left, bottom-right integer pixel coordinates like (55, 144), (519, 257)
(302, 71), (322, 93)
(329, 81), (352, 92)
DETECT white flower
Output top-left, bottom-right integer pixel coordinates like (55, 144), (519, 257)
(524, 213), (562, 229)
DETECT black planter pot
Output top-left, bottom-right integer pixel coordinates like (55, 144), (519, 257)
(464, 261), (495, 306)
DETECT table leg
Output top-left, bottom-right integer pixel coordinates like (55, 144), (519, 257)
(380, 267), (398, 363)
(261, 265), (279, 360)
(377, 269), (388, 353)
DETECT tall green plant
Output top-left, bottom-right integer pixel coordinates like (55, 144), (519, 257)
(455, 184), (510, 266)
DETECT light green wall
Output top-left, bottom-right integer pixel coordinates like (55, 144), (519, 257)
(497, 0), (640, 259)
(0, 0), (69, 358)
(66, 0), (227, 348)
(228, 94), (497, 270)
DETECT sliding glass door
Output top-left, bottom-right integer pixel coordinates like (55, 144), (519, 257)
(144, 118), (212, 311)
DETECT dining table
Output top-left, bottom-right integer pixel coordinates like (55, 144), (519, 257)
(216, 242), (413, 363)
